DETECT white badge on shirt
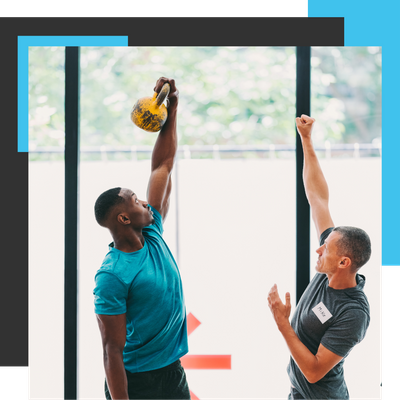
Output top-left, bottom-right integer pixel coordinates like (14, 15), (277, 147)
(312, 302), (333, 324)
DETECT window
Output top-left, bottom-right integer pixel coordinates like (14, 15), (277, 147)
(28, 46), (381, 399)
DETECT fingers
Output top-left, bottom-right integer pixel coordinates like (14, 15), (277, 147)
(296, 114), (315, 125)
(154, 77), (179, 109)
(268, 285), (290, 306)
(267, 284), (279, 306)
(285, 292), (291, 318)
(268, 283), (277, 296)
(154, 77), (177, 94)
(285, 292), (291, 308)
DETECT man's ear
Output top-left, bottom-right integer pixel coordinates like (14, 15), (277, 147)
(117, 213), (130, 225)
(338, 257), (351, 270)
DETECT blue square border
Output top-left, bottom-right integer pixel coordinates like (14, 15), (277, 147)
(18, 36), (128, 153)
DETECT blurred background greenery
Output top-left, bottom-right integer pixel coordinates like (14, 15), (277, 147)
(28, 46), (381, 160)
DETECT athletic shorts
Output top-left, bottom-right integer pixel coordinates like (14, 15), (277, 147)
(104, 359), (190, 400)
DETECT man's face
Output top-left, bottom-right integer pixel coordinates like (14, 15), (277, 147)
(119, 188), (154, 228)
(315, 231), (343, 275)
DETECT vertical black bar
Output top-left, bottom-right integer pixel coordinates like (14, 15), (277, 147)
(64, 46), (80, 400)
(296, 46), (311, 304)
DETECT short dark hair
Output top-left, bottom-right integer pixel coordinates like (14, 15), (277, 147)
(94, 187), (125, 226)
(333, 226), (372, 272)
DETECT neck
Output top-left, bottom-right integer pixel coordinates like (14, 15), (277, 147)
(112, 228), (145, 253)
(327, 271), (357, 290)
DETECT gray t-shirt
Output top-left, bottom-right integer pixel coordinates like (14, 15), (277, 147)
(287, 228), (370, 399)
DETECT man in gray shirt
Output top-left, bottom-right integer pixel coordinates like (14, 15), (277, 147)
(268, 115), (371, 399)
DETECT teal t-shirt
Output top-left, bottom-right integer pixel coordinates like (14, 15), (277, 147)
(93, 205), (188, 373)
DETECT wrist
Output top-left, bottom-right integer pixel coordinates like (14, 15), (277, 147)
(277, 316), (291, 332)
(168, 102), (178, 112)
(300, 134), (312, 143)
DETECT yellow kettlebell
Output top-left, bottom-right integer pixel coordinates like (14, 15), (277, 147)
(130, 83), (170, 132)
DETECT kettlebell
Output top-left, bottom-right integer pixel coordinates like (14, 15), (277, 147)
(130, 83), (170, 132)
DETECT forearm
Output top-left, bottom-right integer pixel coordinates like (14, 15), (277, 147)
(103, 350), (129, 400)
(300, 136), (329, 205)
(151, 107), (178, 173)
(277, 319), (320, 383)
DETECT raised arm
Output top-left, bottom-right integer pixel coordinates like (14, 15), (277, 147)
(296, 114), (334, 238)
(146, 77), (179, 221)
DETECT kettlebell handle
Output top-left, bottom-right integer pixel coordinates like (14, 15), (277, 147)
(155, 83), (170, 107)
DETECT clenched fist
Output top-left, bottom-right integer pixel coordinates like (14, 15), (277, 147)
(296, 114), (315, 140)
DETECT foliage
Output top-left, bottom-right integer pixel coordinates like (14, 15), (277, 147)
(311, 47), (381, 146)
(28, 46), (381, 154)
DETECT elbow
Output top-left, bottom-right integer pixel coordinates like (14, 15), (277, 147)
(102, 348), (123, 370)
(164, 158), (175, 172)
(305, 374), (319, 384)
(155, 160), (175, 175)
(103, 343), (123, 361)
(299, 363), (321, 384)
(304, 369), (324, 384)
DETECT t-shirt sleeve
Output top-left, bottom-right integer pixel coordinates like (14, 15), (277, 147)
(143, 204), (164, 236)
(320, 227), (334, 246)
(93, 271), (128, 315)
(320, 308), (369, 358)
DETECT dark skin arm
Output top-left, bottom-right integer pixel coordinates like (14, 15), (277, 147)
(96, 314), (128, 400)
(96, 79), (178, 399)
(147, 77), (179, 222)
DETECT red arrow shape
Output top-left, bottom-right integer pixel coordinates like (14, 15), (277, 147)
(187, 312), (201, 336)
(181, 355), (231, 369)
(190, 390), (200, 400)
(184, 313), (231, 400)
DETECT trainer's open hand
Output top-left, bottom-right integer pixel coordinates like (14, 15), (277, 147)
(268, 284), (291, 329)
(154, 77), (179, 110)
(296, 114), (315, 140)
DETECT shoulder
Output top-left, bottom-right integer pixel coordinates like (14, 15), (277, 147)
(98, 248), (120, 272)
(332, 300), (370, 336)
(94, 245), (127, 290)
(308, 272), (327, 289)
(96, 247), (126, 277)
(94, 256), (129, 315)
(343, 275), (370, 315)
(321, 301), (370, 356)
(95, 248), (139, 286)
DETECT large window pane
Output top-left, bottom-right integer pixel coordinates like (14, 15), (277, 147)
(28, 46), (65, 399)
(311, 47), (381, 156)
(79, 47), (296, 152)
(78, 46), (296, 399)
(178, 158), (295, 399)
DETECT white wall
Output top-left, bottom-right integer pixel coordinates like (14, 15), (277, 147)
(29, 157), (380, 399)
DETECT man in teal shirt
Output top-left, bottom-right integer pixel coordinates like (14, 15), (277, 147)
(93, 77), (190, 399)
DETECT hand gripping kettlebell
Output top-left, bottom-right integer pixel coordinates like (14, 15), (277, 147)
(130, 83), (170, 132)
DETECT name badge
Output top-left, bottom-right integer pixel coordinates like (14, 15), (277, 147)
(312, 302), (333, 324)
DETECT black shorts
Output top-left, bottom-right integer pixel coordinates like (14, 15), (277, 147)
(105, 359), (190, 400)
